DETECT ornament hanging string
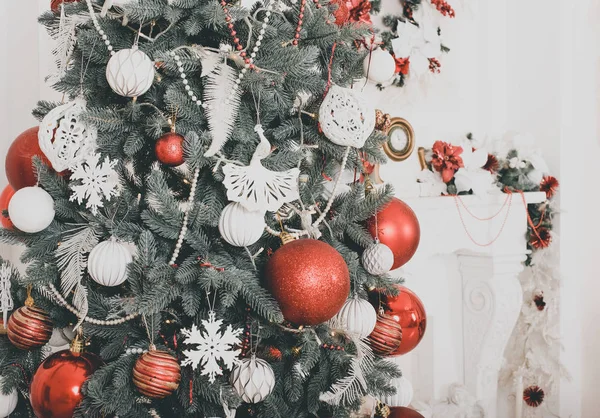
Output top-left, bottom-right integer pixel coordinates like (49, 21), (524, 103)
(142, 314), (156, 349)
(324, 42), (337, 97)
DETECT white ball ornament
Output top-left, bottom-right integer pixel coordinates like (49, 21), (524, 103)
(230, 355), (275, 403)
(330, 296), (377, 338)
(363, 48), (397, 84)
(0, 377), (17, 418)
(382, 375), (414, 407)
(362, 241), (394, 275)
(88, 238), (133, 287)
(318, 85), (376, 148)
(106, 47), (155, 97)
(8, 187), (55, 233)
(219, 202), (266, 247)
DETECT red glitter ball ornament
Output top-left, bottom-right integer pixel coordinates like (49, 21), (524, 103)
(30, 344), (102, 418)
(7, 305), (53, 350)
(265, 238), (350, 326)
(5, 127), (52, 191)
(155, 132), (185, 166)
(0, 185), (16, 229)
(367, 197), (420, 270)
(523, 385), (545, 407)
(133, 349), (181, 399)
(369, 285), (427, 356)
(368, 313), (402, 356)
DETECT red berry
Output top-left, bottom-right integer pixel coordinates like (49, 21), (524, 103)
(236, 45), (243, 50)
(292, 40), (298, 46)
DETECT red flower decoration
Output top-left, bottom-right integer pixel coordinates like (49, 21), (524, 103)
(530, 227), (552, 249)
(346, 0), (372, 25)
(523, 386), (545, 407)
(429, 58), (442, 73)
(431, 0), (456, 17)
(330, 0), (350, 26)
(483, 154), (499, 173)
(533, 294), (546, 311)
(540, 175), (559, 199)
(393, 56), (410, 75)
(431, 141), (464, 183)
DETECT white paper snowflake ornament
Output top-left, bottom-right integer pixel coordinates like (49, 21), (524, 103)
(69, 152), (119, 215)
(181, 311), (243, 383)
(230, 355), (276, 403)
(38, 99), (97, 172)
(318, 85), (376, 148)
(362, 241), (394, 276)
(0, 264), (13, 330)
(222, 125), (300, 212)
(106, 47), (155, 97)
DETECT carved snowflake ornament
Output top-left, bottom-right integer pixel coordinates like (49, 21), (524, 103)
(230, 355), (276, 403)
(38, 99), (97, 172)
(0, 264), (13, 329)
(222, 125), (300, 212)
(69, 152), (119, 215)
(106, 47), (155, 97)
(318, 85), (376, 148)
(181, 311), (243, 383)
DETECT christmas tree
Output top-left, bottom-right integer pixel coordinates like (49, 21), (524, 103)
(0, 0), (424, 416)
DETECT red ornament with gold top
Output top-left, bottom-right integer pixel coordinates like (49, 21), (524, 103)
(30, 333), (102, 418)
(264, 236), (350, 326)
(367, 197), (420, 270)
(155, 132), (185, 166)
(7, 294), (53, 350)
(5, 127), (52, 191)
(133, 347), (181, 399)
(0, 185), (15, 229)
(368, 313), (403, 356)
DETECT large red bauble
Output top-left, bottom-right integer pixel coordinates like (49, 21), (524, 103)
(367, 197), (420, 270)
(5, 127), (52, 191)
(7, 306), (53, 350)
(369, 285), (426, 356)
(50, 0), (78, 11)
(155, 132), (185, 166)
(0, 185), (15, 229)
(133, 350), (181, 399)
(368, 314), (403, 356)
(30, 349), (102, 418)
(389, 406), (425, 418)
(265, 239), (350, 326)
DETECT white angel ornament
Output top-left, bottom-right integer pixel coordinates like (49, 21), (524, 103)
(222, 125), (300, 212)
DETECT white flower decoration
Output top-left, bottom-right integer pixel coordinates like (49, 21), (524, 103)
(454, 144), (496, 196)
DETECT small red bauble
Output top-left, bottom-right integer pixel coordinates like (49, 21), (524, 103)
(367, 197), (420, 270)
(50, 0), (78, 11)
(7, 306), (53, 350)
(30, 348), (102, 418)
(155, 132), (185, 166)
(5, 127), (52, 191)
(133, 349), (181, 399)
(0, 185), (16, 229)
(388, 406), (426, 418)
(368, 314), (403, 356)
(265, 238), (350, 326)
(369, 285), (426, 356)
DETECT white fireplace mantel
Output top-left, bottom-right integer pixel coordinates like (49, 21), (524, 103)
(393, 192), (546, 418)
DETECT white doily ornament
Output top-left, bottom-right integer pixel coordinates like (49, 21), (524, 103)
(0, 376), (17, 418)
(0, 264), (13, 329)
(69, 152), (119, 215)
(8, 187), (55, 233)
(222, 125), (300, 212)
(181, 311), (242, 383)
(88, 238), (133, 287)
(362, 240), (394, 276)
(38, 99), (97, 172)
(106, 47), (155, 97)
(383, 375), (414, 407)
(219, 202), (266, 247)
(329, 296), (377, 338)
(230, 355), (276, 403)
(318, 85), (376, 148)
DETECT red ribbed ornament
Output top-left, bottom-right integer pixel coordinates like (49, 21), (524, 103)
(368, 314), (403, 356)
(133, 349), (181, 399)
(155, 132), (185, 166)
(30, 348), (102, 418)
(0, 185), (15, 229)
(389, 406), (425, 418)
(7, 306), (53, 350)
(5, 127), (52, 191)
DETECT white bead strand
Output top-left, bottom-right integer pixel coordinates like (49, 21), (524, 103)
(169, 167), (200, 266)
(85, 0), (116, 56)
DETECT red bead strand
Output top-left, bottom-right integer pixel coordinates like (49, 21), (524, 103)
(293, 0), (308, 46)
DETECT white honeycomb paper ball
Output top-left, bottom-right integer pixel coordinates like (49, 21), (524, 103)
(362, 242), (394, 275)
(106, 47), (155, 97)
(230, 356), (275, 403)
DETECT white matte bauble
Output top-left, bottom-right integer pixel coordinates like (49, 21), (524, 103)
(0, 377), (18, 418)
(382, 375), (414, 407)
(88, 238), (133, 287)
(318, 85), (376, 148)
(8, 187), (55, 233)
(106, 47), (155, 97)
(363, 48), (396, 83)
(219, 203), (266, 247)
(362, 241), (394, 276)
(230, 355), (275, 403)
(330, 296), (377, 338)
(48, 326), (76, 348)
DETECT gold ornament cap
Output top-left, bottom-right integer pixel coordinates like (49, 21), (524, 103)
(70, 332), (85, 354)
(279, 231), (296, 245)
(418, 147), (427, 171)
(375, 401), (391, 418)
